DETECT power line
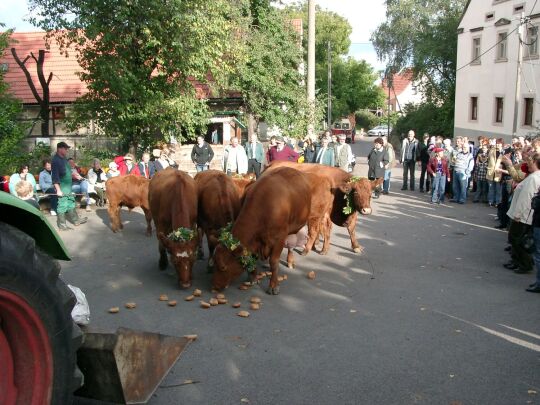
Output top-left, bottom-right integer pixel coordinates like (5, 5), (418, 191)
(457, 1), (539, 72)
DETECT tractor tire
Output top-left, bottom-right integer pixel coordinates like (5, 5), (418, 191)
(0, 222), (82, 405)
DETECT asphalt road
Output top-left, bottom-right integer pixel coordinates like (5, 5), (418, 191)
(61, 137), (539, 405)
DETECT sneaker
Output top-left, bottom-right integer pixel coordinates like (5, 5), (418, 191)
(50, 210), (57, 216)
(382, 190), (389, 195)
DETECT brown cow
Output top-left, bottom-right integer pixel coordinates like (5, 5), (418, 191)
(230, 173), (256, 199)
(194, 170), (241, 266)
(105, 175), (152, 235)
(149, 168), (198, 288)
(266, 161), (382, 254)
(212, 167), (313, 295)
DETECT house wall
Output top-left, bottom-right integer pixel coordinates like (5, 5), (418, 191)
(455, 0), (540, 142)
(397, 83), (423, 112)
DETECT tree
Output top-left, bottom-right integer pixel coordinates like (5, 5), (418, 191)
(234, 1), (324, 138)
(283, 3), (382, 122)
(317, 57), (385, 120)
(28, 0), (249, 150)
(371, 0), (467, 137)
(0, 26), (29, 174)
(11, 48), (52, 137)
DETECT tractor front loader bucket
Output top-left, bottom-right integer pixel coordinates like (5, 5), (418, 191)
(74, 327), (194, 404)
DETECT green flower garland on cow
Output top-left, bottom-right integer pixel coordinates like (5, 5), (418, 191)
(167, 227), (195, 242)
(218, 223), (257, 273)
(342, 176), (364, 215)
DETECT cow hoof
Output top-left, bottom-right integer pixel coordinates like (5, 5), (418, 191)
(319, 250), (329, 256)
(180, 282), (191, 289)
(300, 249), (309, 256)
(353, 247), (363, 254)
(287, 263), (294, 269)
(266, 286), (280, 295)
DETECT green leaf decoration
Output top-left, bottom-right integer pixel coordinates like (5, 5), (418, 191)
(167, 227), (195, 243)
(218, 223), (257, 273)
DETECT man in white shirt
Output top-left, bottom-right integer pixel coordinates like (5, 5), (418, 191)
(335, 134), (353, 171)
(222, 137), (248, 175)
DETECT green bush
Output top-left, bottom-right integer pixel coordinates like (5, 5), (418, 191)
(75, 145), (117, 169)
(354, 110), (379, 131)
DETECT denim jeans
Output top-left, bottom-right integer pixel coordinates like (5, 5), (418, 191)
(383, 169), (392, 192)
(474, 179), (489, 202)
(431, 173), (446, 203)
(72, 180), (90, 202)
(452, 171), (468, 203)
(488, 181), (502, 205)
(533, 227), (540, 286)
(196, 164), (209, 172)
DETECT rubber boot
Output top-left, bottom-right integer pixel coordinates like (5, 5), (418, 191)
(57, 213), (73, 231)
(66, 209), (88, 226)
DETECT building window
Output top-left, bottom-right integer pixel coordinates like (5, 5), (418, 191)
(513, 3), (525, 14)
(495, 97), (504, 123)
(524, 98), (534, 126)
(524, 26), (539, 58)
(471, 97), (479, 121)
(497, 32), (507, 60)
(51, 106), (66, 120)
(486, 12), (495, 22)
(472, 37), (482, 64)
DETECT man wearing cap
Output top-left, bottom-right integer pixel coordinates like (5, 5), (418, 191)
(51, 142), (87, 230)
(335, 134), (354, 172)
(267, 136), (299, 163)
(119, 153), (141, 176)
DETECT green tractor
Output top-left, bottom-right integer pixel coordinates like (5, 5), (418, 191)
(0, 191), (80, 404)
(0, 192), (193, 405)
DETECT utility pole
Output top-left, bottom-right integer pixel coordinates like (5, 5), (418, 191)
(327, 41), (332, 129)
(513, 12), (526, 136)
(307, 0), (316, 136)
(386, 68), (392, 132)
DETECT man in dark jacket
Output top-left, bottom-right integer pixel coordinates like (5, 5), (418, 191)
(400, 130), (420, 190)
(245, 133), (265, 178)
(367, 137), (389, 199)
(418, 133), (432, 193)
(138, 152), (156, 179)
(191, 135), (214, 172)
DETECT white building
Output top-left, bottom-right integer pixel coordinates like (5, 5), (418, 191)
(455, 0), (540, 142)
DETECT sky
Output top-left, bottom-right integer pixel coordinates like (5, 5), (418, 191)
(1, 0), (387, 70)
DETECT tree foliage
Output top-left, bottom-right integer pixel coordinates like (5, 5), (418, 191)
(28, 0), (249, 149)
(0, 26), (30, 174)
(317, 57), (386, 120)
(372, 0), (467, 137)
(234, 1), (324, 138)
(283, 2), (382, 121)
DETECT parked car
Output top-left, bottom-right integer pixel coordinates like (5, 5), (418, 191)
(367, 125), (392, 137)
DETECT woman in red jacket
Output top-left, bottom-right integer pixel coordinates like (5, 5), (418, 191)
(427, 148), (451, 204)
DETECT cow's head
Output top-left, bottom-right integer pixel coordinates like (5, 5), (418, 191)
(211, 244), (245, 290)
(339, 177), (383, 216)
(158, 228), (198, 289)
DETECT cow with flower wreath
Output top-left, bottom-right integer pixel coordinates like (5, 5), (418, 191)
(212, 167), (313, 295)
(266, 161), (382, 254)
(149, 169), (198, 288)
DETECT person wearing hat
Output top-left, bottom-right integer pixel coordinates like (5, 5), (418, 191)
(267, 135), (299, 163)
(119, 153), (141, 176)
(427, 147), (451, 204)
(51, 141), (87, 230)
(335, 134), (354, 172)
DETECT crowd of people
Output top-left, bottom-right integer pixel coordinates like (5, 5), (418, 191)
(383, 130), (540, 293)
(3, 130), (540, 293)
